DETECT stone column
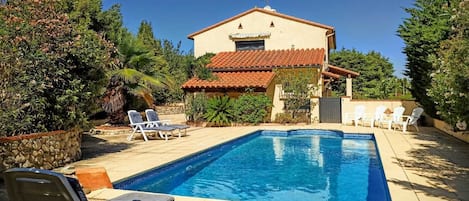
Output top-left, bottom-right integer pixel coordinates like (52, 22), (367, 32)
(271, 84), (285, 122)
(346, 76), (353, 98)
(341, 96), (352, 124)
(310, 97), (320, 124)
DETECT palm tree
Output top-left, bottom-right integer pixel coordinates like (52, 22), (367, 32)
(102, 34), (172, 125)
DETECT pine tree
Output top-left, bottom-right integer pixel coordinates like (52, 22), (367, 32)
(397, 0), (459, 117)
(137, 20), (162, 55)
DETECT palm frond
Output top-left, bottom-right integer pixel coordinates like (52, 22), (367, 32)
(112, 68), (143, 84)
(139, 74), (163, 89)
(126, 85), (144, 96)
(128, 52), (157, 69)
(156, 73), (176, 89)
(128, 86), (154, 107)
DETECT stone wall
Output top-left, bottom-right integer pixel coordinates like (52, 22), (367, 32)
(0, 130), (82, 171)
(433, 119), (469, 143)
(341, 98), (421, 125)
(155, 104), (185, 115)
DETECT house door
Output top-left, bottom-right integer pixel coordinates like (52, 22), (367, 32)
(319, 97), (342, 123)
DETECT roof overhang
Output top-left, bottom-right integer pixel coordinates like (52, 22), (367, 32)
(327, 65), (359, 78)
(321, 71), (341, 79)
(328, 31), (336, 49)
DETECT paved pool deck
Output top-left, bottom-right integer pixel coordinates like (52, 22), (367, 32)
(69, 120), (468, 201)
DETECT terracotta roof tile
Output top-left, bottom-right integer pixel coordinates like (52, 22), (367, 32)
(207, 48), (325, 71)
(181, 71), (275, 90)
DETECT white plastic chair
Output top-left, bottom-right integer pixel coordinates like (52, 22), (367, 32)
(392, 107), (424, 132)
(380, 106), (405, 130)
(362, 105), (387, 128)
(344, 105), (366, 127)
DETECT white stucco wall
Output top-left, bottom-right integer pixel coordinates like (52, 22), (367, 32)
(192, 10), (329, 57)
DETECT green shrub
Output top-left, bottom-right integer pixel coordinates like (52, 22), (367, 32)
(293, 112), (311, 123)
(0, 1), (114, 136)
(274, 112), (310, 124)
(233, 93), (272, 125)
(274, 113), (295, 124)
(185, 93), (208, 123)
(427, 2), (469, 130)
(192, 53), (216, 80)
(204, 96), (234, 126)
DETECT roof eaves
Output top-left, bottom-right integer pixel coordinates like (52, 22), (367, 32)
(322, 71), (341, 79)
(210, 67), (273, 72)
(328, 30), (336, 49)
(328, 65), (360, 77)
(280, 64), (322, 68)
(259, 8), (334, 32)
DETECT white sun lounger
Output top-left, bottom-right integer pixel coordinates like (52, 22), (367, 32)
(127, 110), (176, 141)
(145, 109), (189, 138)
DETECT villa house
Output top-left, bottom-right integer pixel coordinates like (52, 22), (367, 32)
(182, 6), (358, 122)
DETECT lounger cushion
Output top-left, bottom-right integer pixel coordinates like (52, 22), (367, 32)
(166, 124), (189, 129)
(141, 126), (175, 131)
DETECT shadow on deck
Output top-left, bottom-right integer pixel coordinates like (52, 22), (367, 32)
(389, 127), (469, 200)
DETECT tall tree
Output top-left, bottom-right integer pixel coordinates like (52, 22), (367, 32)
(63, 0), (125, 46)
(64, 0), (101, 30)
(397, 0), (458, 117)
(137, 20), (162, 55)
(428, 1), (469, 129)
(136, 21), (186, 103)
(158, 40), (194, 102)
(329, 49), (364, 97)
(329, 49), (394, 99)
(138, 21), (194, 103)
(97, 4), (126, 46)
(361, 51), (395, 98)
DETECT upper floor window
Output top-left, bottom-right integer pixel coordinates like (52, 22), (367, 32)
(235, 40), (265, 51)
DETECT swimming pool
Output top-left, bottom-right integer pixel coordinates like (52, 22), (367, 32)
(115, 130), (391, 201)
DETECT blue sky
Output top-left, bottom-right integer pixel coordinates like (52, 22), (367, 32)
(102, 0), (415, 77)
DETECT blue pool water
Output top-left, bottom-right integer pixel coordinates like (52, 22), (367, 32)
(115, 130), (391, 201)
